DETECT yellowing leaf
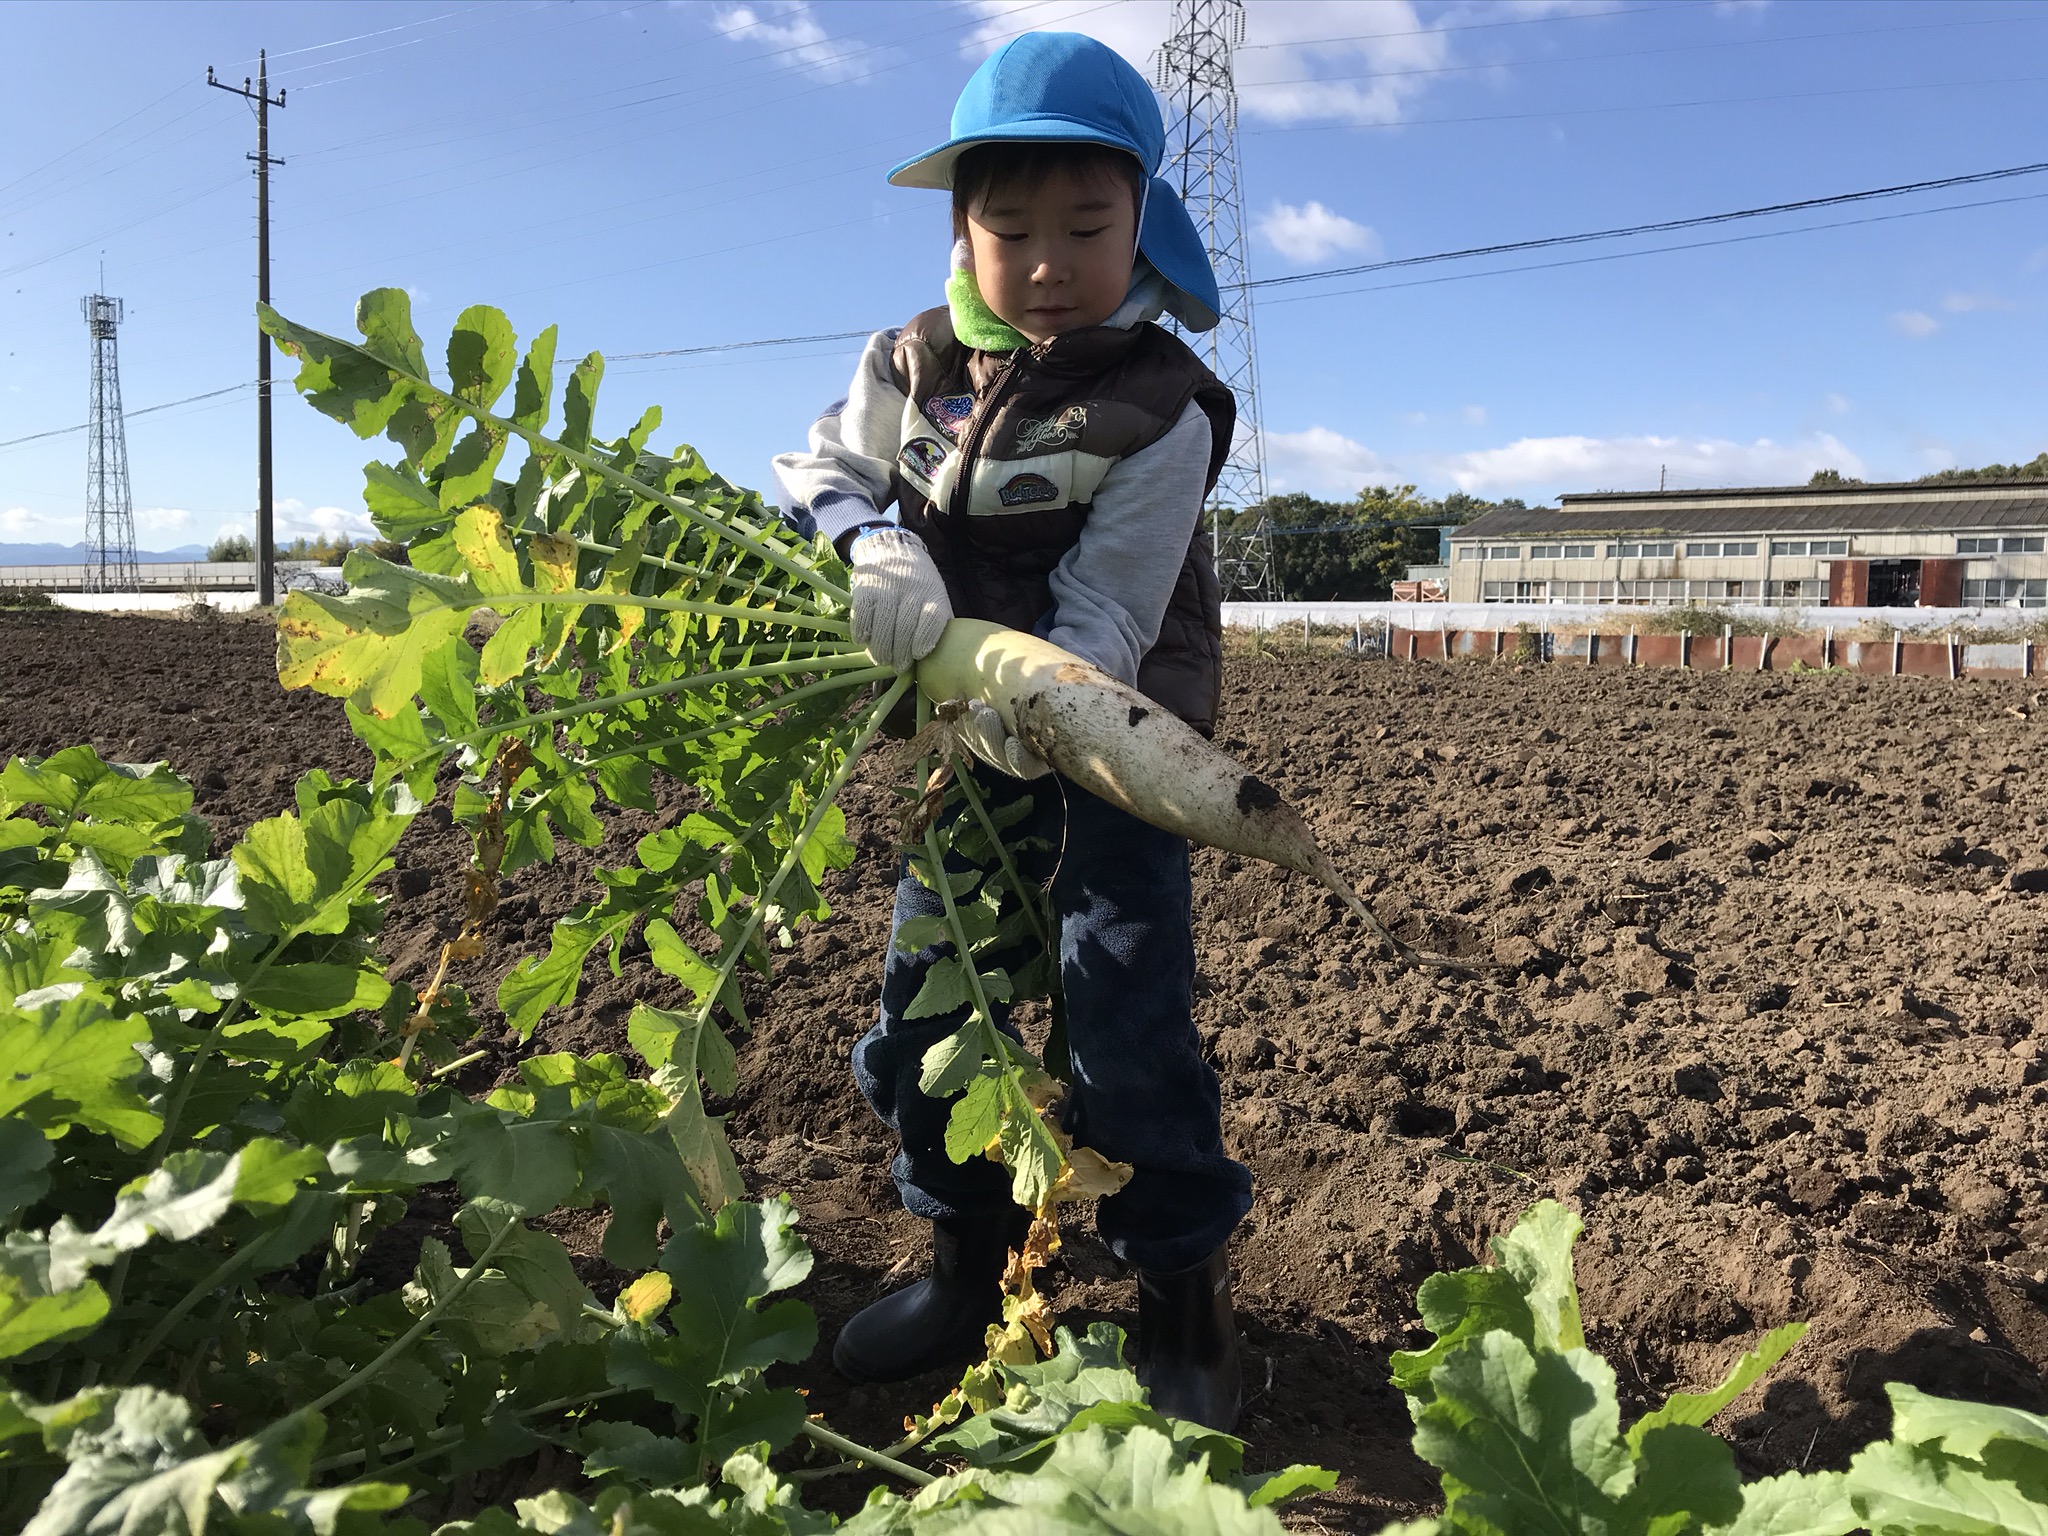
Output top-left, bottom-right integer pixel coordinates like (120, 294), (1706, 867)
(619, 1271), (673, 1323)
(453, 505), (526, 598)
(1050, 1144), (1132, 1204)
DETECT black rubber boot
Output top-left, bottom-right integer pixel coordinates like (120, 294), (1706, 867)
(832, 1207), (1030, 1383)
(1134, 1246), (1241, 1432)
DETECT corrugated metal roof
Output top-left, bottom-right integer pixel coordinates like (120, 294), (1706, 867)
(1454, 486), (2048, 540)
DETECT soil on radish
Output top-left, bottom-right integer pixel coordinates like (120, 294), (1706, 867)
(4, 608), (2044, 1531)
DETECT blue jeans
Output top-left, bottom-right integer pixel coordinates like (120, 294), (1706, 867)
(851, 770), (1252, 1274)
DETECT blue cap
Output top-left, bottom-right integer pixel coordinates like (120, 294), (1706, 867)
(891, 32), (1220, 333)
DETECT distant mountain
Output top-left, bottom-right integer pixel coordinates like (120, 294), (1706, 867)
(0, 541), (212, 564)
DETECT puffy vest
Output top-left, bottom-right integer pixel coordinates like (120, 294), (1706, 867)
(885, 307), (1236, 736)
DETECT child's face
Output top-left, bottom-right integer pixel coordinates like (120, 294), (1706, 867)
(964, 164), (1137, 344)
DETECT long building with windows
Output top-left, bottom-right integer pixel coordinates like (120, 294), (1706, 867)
(1446, 479), (2048, 608)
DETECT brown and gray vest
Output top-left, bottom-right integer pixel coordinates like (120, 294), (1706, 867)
(882, 306), (1236, 735)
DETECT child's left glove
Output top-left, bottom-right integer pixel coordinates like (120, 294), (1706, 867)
(956, 699), (1051, 780)
(849, 526), (953, 670)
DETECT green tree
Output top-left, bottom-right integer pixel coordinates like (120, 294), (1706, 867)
(206, 533), (256, 561)
(1225, 485), (1501, 600)
(1918, 450), (2048, 484)
(275, 533), (357, 566)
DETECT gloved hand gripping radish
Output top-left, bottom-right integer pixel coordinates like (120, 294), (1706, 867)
(848, 525), (953, 670)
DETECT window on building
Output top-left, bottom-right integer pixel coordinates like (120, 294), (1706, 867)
(1486, 546), (1522, 560)
(1528, 544), (1562, 559)
(1457, 546), (1481, 561)
(1771, 539), (1847, 557)
(1685, 541), (1716, 557)
(1608, 541), (1674, 558)
(1562, 543), (1595, 559)
(1958, 536), (1996, 554)
(2003, 536), (2045, 553)
(1481, 580), (1548, 603)
(1683, 540), (1758, 558)
(1725, 541), (1758, 557)
(1962, 577), (2048, 608)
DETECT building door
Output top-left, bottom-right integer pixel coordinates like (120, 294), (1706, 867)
(1867, 560), (1921, 607)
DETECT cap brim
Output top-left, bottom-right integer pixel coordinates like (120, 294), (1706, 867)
(889, 118), (1149, 189)
(1139, 178), (1222, 332)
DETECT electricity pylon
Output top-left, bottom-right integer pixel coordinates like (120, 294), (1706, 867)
(81, 292), (139, 593)
(1154, 0), (1277, 601)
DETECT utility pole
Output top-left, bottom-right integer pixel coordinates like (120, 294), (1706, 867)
(209, 52), (285, 605)
(1154, 0), (1277, 602)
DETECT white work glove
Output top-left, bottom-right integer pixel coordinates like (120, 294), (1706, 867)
(956, 698), (1051, 780)
(849, 526), (952, 670)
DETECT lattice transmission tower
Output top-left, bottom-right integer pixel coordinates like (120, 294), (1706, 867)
(1154, 0), (1276, 601)
(81, 292), (139, 592)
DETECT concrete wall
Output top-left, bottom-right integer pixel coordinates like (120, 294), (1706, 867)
(1384, 623), (2032, 680)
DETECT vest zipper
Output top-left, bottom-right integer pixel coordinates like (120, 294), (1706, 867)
(947, 354), (1024, 522)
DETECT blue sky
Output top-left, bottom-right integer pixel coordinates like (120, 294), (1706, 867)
(2, 0), (2044, 551)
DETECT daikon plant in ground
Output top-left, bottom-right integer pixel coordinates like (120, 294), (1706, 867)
(0, 747), (1332, 1532)
(253, 290), (1472, 1250)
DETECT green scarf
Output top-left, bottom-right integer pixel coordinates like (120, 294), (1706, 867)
(946, 267), (1028, 353)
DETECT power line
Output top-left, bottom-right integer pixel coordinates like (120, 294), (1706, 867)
(612, 331), (875, 363)
(1248, 157), (2048, 293)
(0, 384), (255, 455)
(0, 79), (194, 204)
(612, 156), (2048, 355)
(254, 5), (482, 63)
(1259, 188), (2048, 308)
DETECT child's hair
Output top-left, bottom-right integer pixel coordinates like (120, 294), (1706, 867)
(950, 141), (1146, 240)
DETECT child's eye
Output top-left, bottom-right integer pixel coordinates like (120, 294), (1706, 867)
(994, 231), (1028, 243)
(1071, 225), (1109, 239)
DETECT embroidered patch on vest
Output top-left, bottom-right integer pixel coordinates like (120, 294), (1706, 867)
(997, 472), (1061, 508)
(925, 393), (974, 440)
(1015, 405), (1087, 452)
(899, 437), (948, 481)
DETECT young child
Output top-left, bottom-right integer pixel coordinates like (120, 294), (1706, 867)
(771, 31), (1252, 1431)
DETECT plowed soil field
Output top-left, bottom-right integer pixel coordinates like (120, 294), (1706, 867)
(4, 607), (2044, 1530)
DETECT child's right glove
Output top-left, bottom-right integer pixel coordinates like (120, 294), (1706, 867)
(849, 526), (952, 670)
(956, 699), (1051, 780)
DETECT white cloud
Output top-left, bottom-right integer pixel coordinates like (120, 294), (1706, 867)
(1940, 291), (2015, 313)
(1264, 425), (1399, 496)
(2026, 246), (2048, 273)
(1398, 410), (1430, 426)
(1437, 432), (1867, 497)
(0, 506), (34, 536)
(1824, 392), (1852, 416)
(1256, 200), (1379, 263)
(275, 497), (374, 542)
(1265, 424), (1870, 501)
(1462, 404), (1488, 427)
(713, 3), (874, 81)
(962, 1), (1454, 126)
(136, 506), (192, 535)
(1890, 310), (1940, 338)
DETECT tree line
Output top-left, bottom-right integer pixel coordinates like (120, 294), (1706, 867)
(1214, 486), (1522, 601)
